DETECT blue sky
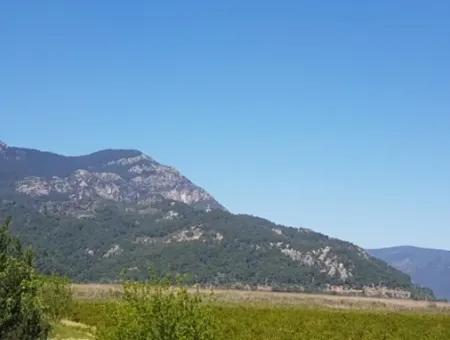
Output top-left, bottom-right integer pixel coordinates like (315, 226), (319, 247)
(1, 1), (450, 249)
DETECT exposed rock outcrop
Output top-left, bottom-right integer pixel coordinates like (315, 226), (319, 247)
(7, 148), (224, 216)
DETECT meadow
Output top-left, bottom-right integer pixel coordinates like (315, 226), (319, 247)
(51, 284), (450, 340)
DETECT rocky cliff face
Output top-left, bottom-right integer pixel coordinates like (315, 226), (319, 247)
(0, 143), (223, 216)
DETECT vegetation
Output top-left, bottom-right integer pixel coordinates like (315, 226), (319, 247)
(0, 218), (49, 339)
(61, 283), (450, 339)
(51, 320), (95, 340)
(0, 218), (73, 339)
(95, 277), (216, 340)
(67, 298), (450, 340)
(38, 275), (73, 323)
(0, 212), (445, 339)
(1, 199), (432, 298)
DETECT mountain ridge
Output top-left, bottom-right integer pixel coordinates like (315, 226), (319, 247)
(370, 245), (450, 253)
(369, 246), (450, 300)
(0, 143), (224, 214)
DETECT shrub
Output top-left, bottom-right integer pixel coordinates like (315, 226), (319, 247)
(38, 275), (73, 322)
(97, 277), (216, 340)
(0, 218), (49, 339)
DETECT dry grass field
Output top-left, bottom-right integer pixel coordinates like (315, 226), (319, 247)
(71, 283), (450, 313)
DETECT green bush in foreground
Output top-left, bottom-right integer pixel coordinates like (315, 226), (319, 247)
(96, 279), (216, 340)
(38, 275), (73, 323)
(0, 218), (73, 339)
(0, 218), (49, 339)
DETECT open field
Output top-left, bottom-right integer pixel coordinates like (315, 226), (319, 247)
(71, 283), (450, 313)
(57, 300), (450, 340)
(48, 284), (450, 339)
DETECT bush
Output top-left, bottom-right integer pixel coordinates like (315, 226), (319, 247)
(97, 277), (216, 340)
(38, 275), (73, 322)
(0, 218), (49, 339)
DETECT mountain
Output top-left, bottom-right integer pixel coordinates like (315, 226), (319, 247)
(368, 246), (450, 300)
(0, 142), (223, 214)
(0, 141), (434, 299)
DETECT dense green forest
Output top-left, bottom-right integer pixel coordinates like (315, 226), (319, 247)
(0, 198), (432, 299)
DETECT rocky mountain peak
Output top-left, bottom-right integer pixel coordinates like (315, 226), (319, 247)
(1, 145), (225, 216)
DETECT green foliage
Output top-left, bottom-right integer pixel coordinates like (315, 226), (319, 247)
(0, 218), (49, 339)
(212, 304), (450, 340)
(38, 275), (73, 322)
(96, 277), (216, 340)
(69, 299), (450, 340)
(1, 199), (428, 298)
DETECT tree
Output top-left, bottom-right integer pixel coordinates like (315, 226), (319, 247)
(0, 218), (49, 339)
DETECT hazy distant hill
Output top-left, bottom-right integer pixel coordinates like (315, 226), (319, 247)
(0, 141), (433, 298)
(369, 246), (450, 300)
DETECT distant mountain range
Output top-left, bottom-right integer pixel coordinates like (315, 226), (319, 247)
(369, 246), (450, 300)
(0, 141), (434, 299)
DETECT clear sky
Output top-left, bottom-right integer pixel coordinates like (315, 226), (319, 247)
(1, 1), (450, 250)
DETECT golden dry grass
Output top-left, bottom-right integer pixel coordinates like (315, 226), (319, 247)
(71, 284), (450, 313)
